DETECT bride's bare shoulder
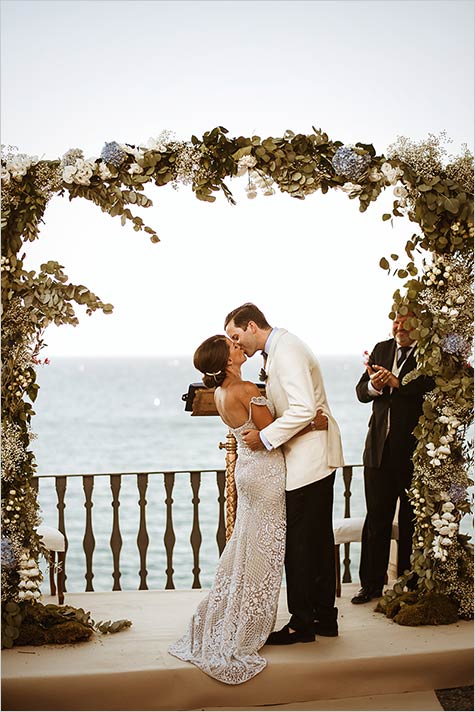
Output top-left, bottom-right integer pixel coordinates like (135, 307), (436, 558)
(235, 380), (262, 403)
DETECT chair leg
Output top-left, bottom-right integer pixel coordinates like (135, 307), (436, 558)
(57, 551), (65, 605)
(334, 545), (341, 598)
(49, 550), (57, 596)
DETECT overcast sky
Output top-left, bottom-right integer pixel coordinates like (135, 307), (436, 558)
(1, 0), (473, 357)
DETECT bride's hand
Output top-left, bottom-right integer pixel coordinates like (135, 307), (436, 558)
(242, 429), (265, 451)
(313, 409), (328, 430)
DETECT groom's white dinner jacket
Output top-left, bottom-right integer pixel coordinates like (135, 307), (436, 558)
(260, 329), (345, 491)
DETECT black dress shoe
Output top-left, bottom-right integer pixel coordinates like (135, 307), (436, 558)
(351, 587), (383, 604)
(266, 624), (315, 645)
(314, 620), (338, 637)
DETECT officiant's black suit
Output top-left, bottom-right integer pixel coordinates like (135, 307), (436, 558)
(356, 338), (434, 591)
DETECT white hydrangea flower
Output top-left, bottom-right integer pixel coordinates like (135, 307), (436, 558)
(98, 162), (113, 180)
(368, 166), (382, 182)
(62, 158), (94, 186)
(339, 181), (362, 196)
(1, 166), (11, 184)
(442, 502), (455, 512)
(393, 185), (408, 198)
(146, 133), (173, 152)
(236, 155), (257, 177)
(441, 511), (455, 521)
(128, 162), (144, 175)
(7, 154), (39, 180)
(121, 145), (145, 161)
(381, 162), (403, 185)
(62, 165), (76, 183)
(74, 159), (94, 185)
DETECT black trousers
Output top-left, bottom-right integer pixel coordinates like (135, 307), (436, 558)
(285, 471), (337, 633)
(359, 439), (415, 590)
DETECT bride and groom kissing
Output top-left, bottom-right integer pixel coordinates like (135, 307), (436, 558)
(169, 302), (344, 685)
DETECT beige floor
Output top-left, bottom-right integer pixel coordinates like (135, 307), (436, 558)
(2, 585), (472, 711)
(204, 690), (443, 710)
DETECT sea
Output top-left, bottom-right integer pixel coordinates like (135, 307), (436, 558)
(31, 355), (470, 594)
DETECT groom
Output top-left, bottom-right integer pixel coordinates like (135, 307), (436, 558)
(225, 303), (344, 644)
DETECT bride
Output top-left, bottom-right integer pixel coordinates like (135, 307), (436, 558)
(168, 335), (286, 684)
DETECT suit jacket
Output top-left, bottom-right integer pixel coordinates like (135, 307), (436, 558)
(260, 329), (344, 491)
(356, 338), (434, 470)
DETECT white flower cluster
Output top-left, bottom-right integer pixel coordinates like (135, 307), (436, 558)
(7, 367), (33, 398)
(236, 155), (275, 199)
(431, 501), (458, 561)
(367, 166), (382, 182)
(121, 143), (146, 174)
(393, 185), (408, 199)
(339, 182), (362, 197)
(62, 157), (96, 186)
(1, 422), (27, 482)
(98, 162), (113, 180)
(425, 406), (461, 465)
(2, 153), (39, 183)
(422, 258), (458, 290)
(409, 487), (431, 547)
(3, 489), (24, 525)
(380, 161), (403, 185)
(147, 130), (175, 153)
(17, 550), (42, 601)
(1, 256), (11, 273)
(236, 155), (257, 176)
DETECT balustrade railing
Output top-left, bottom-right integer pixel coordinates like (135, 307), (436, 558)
(33, 465), (362, 593)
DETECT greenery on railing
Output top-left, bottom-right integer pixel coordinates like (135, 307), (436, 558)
(1, 128), (473, 647)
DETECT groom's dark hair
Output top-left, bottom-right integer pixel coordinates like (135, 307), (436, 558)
(224, 303), (270, 331)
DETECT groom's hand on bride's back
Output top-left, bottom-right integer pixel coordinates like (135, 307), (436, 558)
(242, 429), (266, 451)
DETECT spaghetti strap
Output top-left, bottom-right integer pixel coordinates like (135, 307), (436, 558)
(249, 395), (269, 416)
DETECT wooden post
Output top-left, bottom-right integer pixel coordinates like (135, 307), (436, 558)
(219, 430), (238, 541)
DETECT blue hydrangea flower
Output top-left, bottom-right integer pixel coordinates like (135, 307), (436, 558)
(441, 333), (471, 358)
(448, 484), (467, 505)
(332, 146), (371, 181)
(101, 141), (126, 167)
(1, 538), (17, 570)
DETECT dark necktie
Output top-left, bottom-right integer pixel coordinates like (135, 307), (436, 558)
(259, 351), (268, 382)
(397, 346), (410, 368)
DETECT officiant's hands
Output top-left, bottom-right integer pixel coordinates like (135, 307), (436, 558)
(369, 364), (399, 390)
(242, 429), (265, 450)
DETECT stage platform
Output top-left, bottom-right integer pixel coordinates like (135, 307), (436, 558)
(2, 584), (473, 711)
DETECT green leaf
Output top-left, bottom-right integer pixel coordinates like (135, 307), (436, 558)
(443, 197), (459, 213)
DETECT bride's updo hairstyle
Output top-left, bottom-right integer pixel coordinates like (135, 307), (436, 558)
(194, 335), (229, 389)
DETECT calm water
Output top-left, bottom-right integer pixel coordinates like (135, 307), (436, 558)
(32, 355), (376, 592)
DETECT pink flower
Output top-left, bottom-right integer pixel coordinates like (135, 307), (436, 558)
(363, 350), (370, 365)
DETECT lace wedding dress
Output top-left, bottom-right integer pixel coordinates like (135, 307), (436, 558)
(168, 397), (286, 684)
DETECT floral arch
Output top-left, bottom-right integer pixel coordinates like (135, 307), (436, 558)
(1, 127), (473, 645)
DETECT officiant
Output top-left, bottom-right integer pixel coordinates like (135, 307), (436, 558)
(351, 311), (434, 605)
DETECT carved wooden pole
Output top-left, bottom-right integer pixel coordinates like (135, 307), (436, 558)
(219, 430), (238, 541)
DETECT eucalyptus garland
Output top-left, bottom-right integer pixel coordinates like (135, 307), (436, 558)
(1, 128), (473, 646)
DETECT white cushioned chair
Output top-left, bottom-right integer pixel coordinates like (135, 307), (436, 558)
(333, 516), (399, 597)
(36, 525), (66, 605)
